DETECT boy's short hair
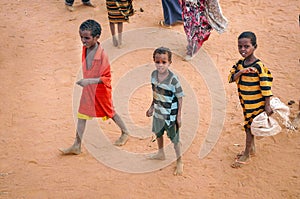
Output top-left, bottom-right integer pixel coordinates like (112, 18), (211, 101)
(153, 47), (172, 62)
(79, 19), (102, 38)
(238, 31), (257, 48)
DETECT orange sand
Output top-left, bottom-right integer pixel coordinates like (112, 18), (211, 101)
(0, 0), (299, 198)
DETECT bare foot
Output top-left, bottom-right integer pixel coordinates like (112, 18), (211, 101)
(174, 160), (184, 176)
(117, 43), (123, 49)
(112, 36), (118, 47)
(59, 145), (81, 155)
(114, 133), (129, 146)
(231, 155), (250, 168)
(65, 5), (74, 12)
(146, 152), (166, 160)
(236, 150), (255, 159)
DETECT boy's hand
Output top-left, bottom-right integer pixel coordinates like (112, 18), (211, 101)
(146, 107), (154, 117)
(265, 104), (273, 116)
(76, 79), (90, 87)
(243, 67), (257, 74)
(176, 116), (182, 128)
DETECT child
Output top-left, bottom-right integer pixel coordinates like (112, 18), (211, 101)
(60, 19), (129, 155)
(146, 47), (184, 175)
(106, 0), (134, 48)
(229, 31), (273, 168)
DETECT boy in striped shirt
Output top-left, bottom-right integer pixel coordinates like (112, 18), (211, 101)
(229, 32), (273, 168)
(146, 47), (184, 175)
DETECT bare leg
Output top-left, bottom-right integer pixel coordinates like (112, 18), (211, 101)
(109, 22), (118, 47)
(59, 119), (86, 155)
(147, 137), (166, 160)
(117, 22), (123, 48)
(112, 113), (129, 146)
(173, 142), (183, 175)
(236, 136), (256, 158)
(232, 127), (253, 168)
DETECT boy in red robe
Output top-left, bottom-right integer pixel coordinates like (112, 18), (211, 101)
(60, 19), (129, 155)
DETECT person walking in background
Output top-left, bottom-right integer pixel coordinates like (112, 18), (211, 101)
(159, 0), (183, 28)
(65, 0), (95, 11)
(181, 0), (228, 60)
(106, 0), (134, 48)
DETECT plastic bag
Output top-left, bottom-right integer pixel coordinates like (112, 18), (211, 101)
(251, 112), (282, 137)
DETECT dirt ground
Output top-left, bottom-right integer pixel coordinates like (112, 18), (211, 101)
(0, 0), (299, 198)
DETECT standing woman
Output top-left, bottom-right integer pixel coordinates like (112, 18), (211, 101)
(160, 0), (183, 28)
(106, 0), (134, 48)
(181, 0), (228, 60)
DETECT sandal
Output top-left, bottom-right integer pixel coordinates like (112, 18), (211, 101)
(159, 20), (172, 29)
(231, 159), (250, 168)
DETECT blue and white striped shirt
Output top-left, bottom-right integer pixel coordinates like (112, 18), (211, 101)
(151, 70), (184, 126)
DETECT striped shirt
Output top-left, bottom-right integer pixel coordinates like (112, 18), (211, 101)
(106, 0), (134, 23)
(151, 70), (184, 127)
(229, 59), (273, 128)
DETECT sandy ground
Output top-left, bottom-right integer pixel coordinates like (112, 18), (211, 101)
(0, 0), (300, 198)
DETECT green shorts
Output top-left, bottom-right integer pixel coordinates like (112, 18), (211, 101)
(152, 117), (179, 144)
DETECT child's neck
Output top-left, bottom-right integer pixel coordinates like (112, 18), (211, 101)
(244, 55), (257, 65)
(87, 42), (98, 52)
(157, 70), (169, 83)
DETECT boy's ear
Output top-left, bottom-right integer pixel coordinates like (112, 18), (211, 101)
(254, 44), (257, 49)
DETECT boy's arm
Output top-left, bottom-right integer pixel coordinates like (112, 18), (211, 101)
(231, 67), (257, 82)
(177, 97), (183, 128)
(146, 100), (154, 117)
(76, 78), (103, 87)
(264, 97), (273, 116)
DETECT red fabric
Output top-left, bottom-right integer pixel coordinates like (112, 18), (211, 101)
(78, 44), (115, 118)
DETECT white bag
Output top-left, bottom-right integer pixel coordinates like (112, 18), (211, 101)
(270, 97), (295, 130)
(251, 112), (282, 137)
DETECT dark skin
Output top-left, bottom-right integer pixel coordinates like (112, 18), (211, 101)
(231, 38), (273, 168)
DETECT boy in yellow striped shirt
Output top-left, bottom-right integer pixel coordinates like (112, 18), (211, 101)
(229, 31), (273, 168)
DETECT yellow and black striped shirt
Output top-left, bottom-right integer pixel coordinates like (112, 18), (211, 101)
(106, 0), (134, 23)
(229, 59), (273, 128)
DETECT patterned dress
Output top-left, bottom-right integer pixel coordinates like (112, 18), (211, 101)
(229, 59), (273, 129)
(182, 0), (228, 56)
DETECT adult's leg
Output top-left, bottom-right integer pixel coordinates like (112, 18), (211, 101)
(65, 0), (75, 11)
(60, 118), (87, 155)
(65, 0), (75, 6)
(112, 113), (129, 146)
(109, 22), (118, 47)
(161, 0), (182, 25)
(82, 0), (95, 7)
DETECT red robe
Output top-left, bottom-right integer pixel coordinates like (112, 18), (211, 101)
(78, 44), (115, 118)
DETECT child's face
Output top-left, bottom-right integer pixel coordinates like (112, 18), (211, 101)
(238, 38), (256, 59)
(154, 53), (171, 74)
(79, 30), (99, 49)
